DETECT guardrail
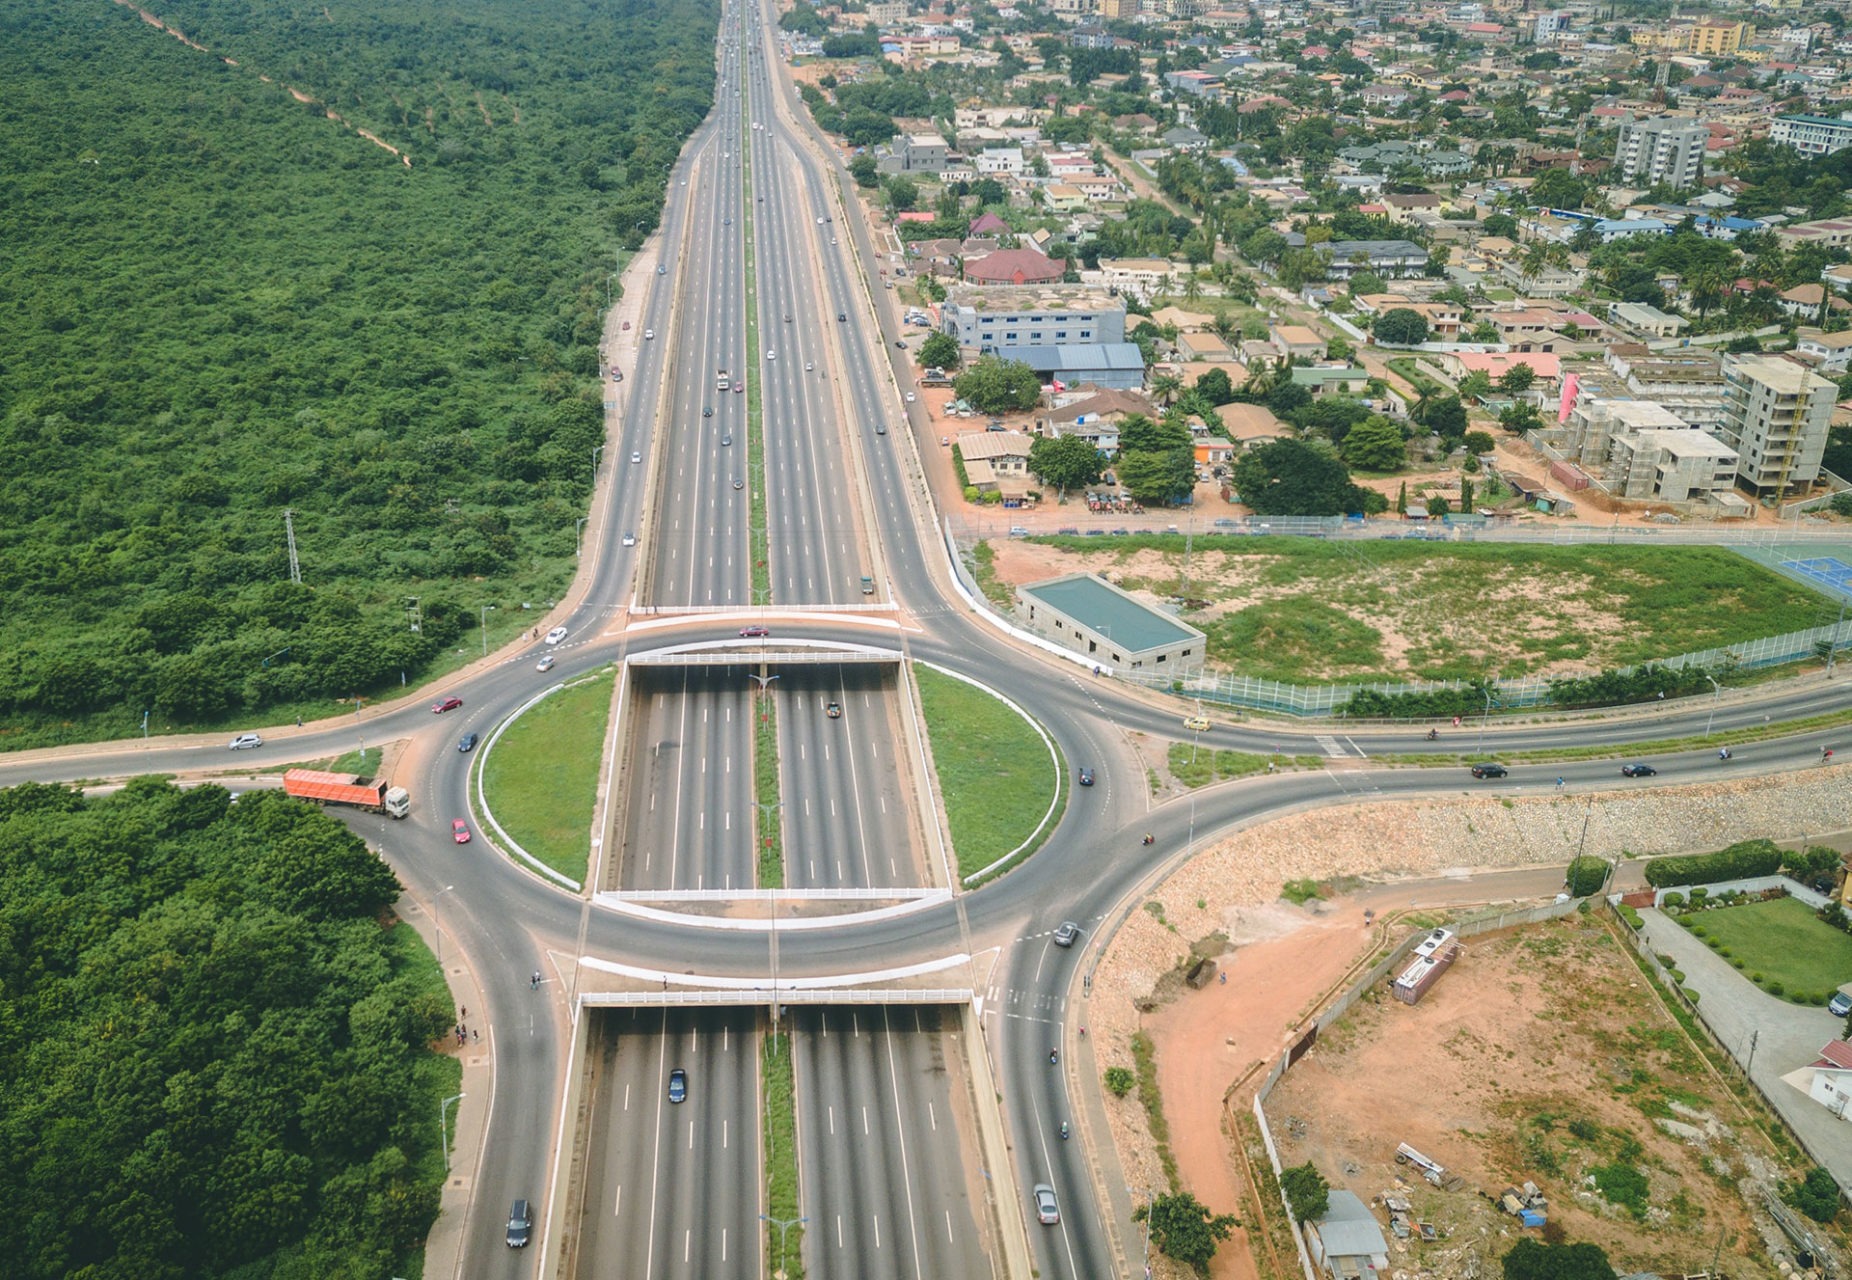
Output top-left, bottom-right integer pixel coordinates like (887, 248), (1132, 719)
(579, 987), (974, 1007)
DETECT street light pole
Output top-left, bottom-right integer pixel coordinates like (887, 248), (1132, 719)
(433, 884), (456, 967)
(759, 1214), (807, 1280)
(440, 1092), (466, 1172)
(1479, 686), (1493, 753)
(480, 604), (497, 657)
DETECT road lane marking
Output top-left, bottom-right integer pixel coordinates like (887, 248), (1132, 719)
(615, 1185), (622, 1217)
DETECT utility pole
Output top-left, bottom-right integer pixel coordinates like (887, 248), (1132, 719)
(283, 508), (302, 585)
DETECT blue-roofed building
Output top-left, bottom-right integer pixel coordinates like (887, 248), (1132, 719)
(1017, 573), (1205, 674)
(1008, 343), (1147, 392)
(1594, 217), (1671, 243)
(1694, 214), (1766, 241)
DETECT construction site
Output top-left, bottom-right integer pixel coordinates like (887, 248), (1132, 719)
(1260, 911), (1845, 1280)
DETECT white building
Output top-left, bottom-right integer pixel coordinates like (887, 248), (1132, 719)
(1796, 328), (1852, 373)
(1093, 257), (1180, 301)
(1719, 354), (1836, 495)
(1613, 115), (1709, 188)
(1770, 114), (1852, 157)
(977, 147), (1025, 174)
(1808, 1041), (1852, 1121)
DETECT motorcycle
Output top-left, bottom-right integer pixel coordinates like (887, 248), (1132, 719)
(1060, 1122), (1070, 1140)
(1718, 748), (1732, 762)
(1141, 833), (1155, 847)
(1049, 1048), (1058, 1065)
(1426, 729), (1438, 741)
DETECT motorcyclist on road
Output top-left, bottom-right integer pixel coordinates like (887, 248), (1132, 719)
(1060, 1122), (1070, 1140)
(1719, 748), (1731, 761)
(1142, 833), (1154, 846)
(1049, 1048), (1059, 1065)
(1426, 729), (1438, 741)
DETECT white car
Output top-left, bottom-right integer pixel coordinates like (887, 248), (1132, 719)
(228, 733), (263, 750)
(905, 391), (916, 402)
(536, 654), (556, 673)
(622, 532), (637, 547)
(805, 362), (814, 371)
(644, 329), (654, 340)
(767, 351), (776, 361)
(631, 451), (642, 464)
(545, 626), (569, 646)
(816, 216), (824, 224)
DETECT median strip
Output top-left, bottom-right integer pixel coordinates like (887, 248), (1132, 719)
(761, 1031), (805, 1279)
(742, 87), (770, 604)
(755, 686), (784, 887)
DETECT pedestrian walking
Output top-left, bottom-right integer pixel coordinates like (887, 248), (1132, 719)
(472, 1028), (480, 1043)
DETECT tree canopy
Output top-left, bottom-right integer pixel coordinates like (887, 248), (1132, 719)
(918, 331), (962, 370)
(0, 0), (717, 747)
(0, 778), (447, 1278)
(952, 357), (1042, 413)
(1372, 307), (1430, 345)
(1029, 434), (1106, 493)
(1134, 1190), (1239, 1270)
(1232, 439), (1371, 515)
(1502, 1238), (1617, 1280)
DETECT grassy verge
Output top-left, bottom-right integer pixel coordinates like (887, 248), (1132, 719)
(386, 911), (464, 1214)
(743, 102), (770, 604)
(322, 746), (384, 777)
(756, 690), (783, 887)
(913, 664), (1061, 881)
(1130, 1030), (1179, 1191)
(479, 668), (615, 883)
(1233, 1109), (1303, 1280)
(968, 540), (1014, 610)
(1380, 700), (1852, 767)
(1679, 896), (1852, 1003)
(761, 1032), (806, 1279)
(1167, 743), (1323, 787)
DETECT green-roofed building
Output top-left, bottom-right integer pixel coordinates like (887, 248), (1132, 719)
(1017, 572), (1205, 674)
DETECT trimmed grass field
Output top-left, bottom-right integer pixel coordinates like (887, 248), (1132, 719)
(1685, 895), (1852, 1003)
(480, 668), (615, 884)
(913, 664), (1060, 880)
(1020, 536), (1832, 683)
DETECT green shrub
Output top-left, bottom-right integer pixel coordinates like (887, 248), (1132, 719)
(1768, 980), (1786, 997)
(1645, 839), (1782, 887)
(1684, 989), (1700, 1004)
(1281, 1163), (1331, 1222)
(1593, 1161), (1650, 1219)
(1104, 1066), (1135, 1098)
(1565, 856), (1610, 897)
(1619, 906), (1643, 930)
(1783, 1168), (1842, 1223)
(1662, 891), (1686, 909)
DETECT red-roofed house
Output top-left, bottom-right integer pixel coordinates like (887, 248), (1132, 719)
(1435, 350), (1562, 386)
(969, 212), (1010, 236)
(896, 211), (936, 225)
(962, 248), (1066, 285)
(1808, 1040), (1852, 1121)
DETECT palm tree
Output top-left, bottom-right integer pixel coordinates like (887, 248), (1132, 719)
(1182, 272), (1204, 304)
(1209, 313), (1239, 344)
(1149, 371), (1184, 405)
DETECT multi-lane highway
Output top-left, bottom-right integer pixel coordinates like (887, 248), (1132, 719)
(7, 0), (1852, 1277)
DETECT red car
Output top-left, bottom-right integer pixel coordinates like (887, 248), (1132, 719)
(433, 696), (464, 714)
(452, 819), (471, 844)
(740, 625), (769, 638)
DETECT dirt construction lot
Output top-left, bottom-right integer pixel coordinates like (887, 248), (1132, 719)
(1265, 913), (1812, 1280)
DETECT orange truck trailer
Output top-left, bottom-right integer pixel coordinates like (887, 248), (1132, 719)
(281, 769), (411, 818)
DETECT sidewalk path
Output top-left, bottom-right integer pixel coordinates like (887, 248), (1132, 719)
(1635, 908), (1852, 1189)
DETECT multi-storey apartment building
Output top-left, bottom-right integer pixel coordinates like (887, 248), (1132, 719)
(1717, 355), (1835, 495)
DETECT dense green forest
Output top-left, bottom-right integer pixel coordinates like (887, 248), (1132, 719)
(0, 778), (452, 1278)
(0, 0), (716, 746)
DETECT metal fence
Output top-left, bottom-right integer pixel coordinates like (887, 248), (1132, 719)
(1119, 617), (1852, 717)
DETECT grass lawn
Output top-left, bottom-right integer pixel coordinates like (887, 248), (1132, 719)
(1685, 896), (1852, 1002)
(480, 668), (615, 884)
(1023, 535), (1833, 684)
(1167, 742), (1323, 786)
(914, 664), (1061, 880)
